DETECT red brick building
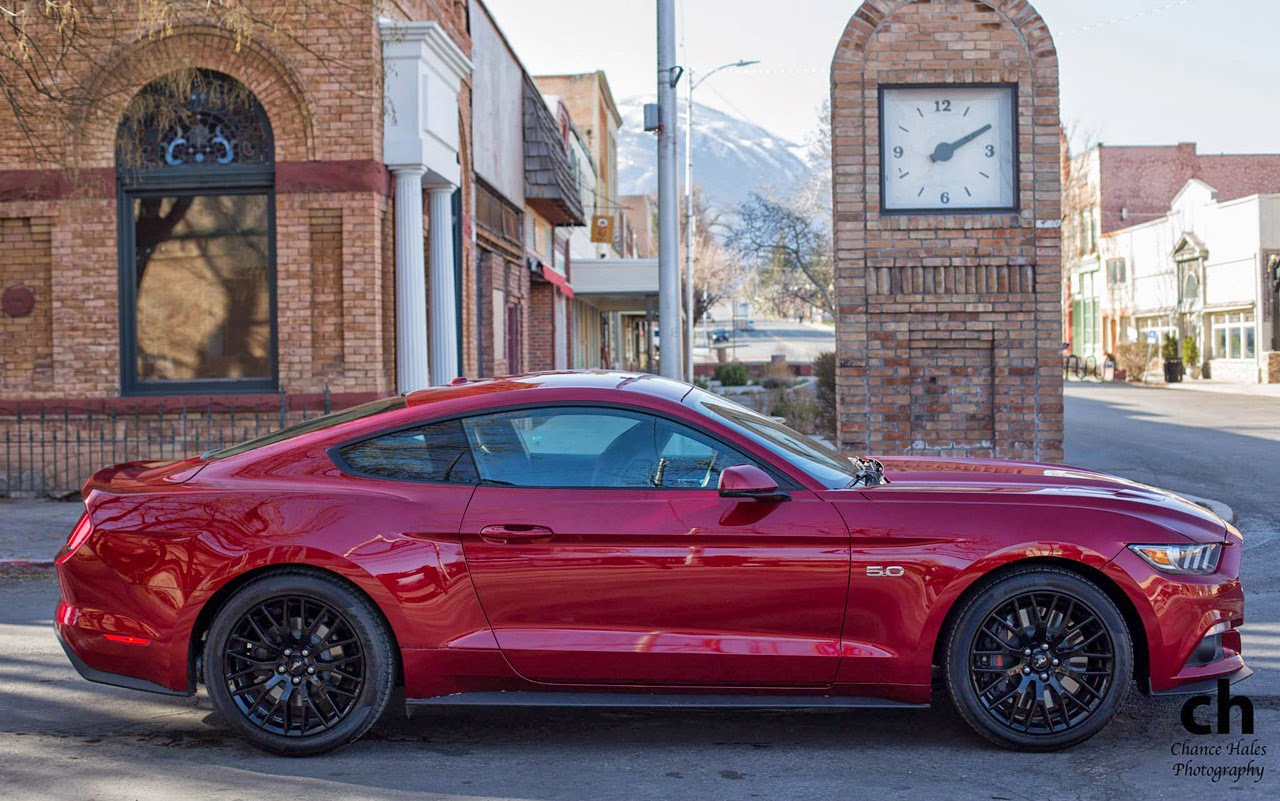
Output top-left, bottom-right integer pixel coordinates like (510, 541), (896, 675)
(0, 1), (635, 494)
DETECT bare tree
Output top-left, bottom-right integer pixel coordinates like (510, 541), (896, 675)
(726, 191), (835, 319)
(725, 100), (835, 320)
(681, 186), (747, 322)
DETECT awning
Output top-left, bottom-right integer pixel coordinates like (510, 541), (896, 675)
(531, 261), (574, 298)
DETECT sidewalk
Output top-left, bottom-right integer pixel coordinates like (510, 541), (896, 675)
(1068, 374), (1280, 397)
(0, 499), (82, 570)
(1146, 378), (1280, 397)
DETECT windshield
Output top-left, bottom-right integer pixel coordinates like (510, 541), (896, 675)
(203, 397), (407, 460)
(685, 387), (856, 488)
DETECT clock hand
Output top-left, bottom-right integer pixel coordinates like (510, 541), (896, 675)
(929, 123), (994, 163)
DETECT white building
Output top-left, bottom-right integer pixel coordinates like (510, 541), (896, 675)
(1101, 179), (1280, 383)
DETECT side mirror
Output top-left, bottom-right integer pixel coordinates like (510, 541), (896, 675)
(718, 464), (791, 503)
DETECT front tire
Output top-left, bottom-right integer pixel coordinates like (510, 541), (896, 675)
(944, 567), (1133, 751)
(203, 570), (395, 756)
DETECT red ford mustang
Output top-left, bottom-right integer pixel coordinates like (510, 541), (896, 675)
(55, 372), (1247, 755)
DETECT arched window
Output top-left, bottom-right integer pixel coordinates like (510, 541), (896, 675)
(116, 69), (276, 395)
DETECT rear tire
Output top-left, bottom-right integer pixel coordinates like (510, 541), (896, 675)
(944, 567), (1133, 751)
(203, 570), (395, 756)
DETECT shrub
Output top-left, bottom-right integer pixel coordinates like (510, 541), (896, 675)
(1161, 332), (1180, 360)
(1182, 336), (1199, 369)
(766, 388), (819, 435)
(714, 363), (748, 387)
(1115, 341), (1151, 382)
(761, 361), (794, 389)
(813, 352), (836, 440)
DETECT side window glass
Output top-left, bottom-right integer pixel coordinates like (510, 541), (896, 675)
(338, 419), (477, 484)
(462, 408), (652, 487)
(655, 422), (754, 489)
(459, 407), (756, 490)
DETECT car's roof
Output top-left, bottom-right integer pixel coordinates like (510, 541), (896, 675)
(403, 370), (692, 408)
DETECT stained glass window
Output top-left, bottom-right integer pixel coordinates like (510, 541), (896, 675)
(117, 69), (273, 170)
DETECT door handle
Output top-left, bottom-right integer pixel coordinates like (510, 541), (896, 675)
(479, 524), (555, 544)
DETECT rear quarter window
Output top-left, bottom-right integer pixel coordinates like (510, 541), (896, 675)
(337, 419), (478, 484)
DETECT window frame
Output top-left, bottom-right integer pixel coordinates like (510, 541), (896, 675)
(1208, 309), (1257, 361)
(117, 171), (278, 396)
(326, 401), (801, 491)
(116, 68), (278, 396)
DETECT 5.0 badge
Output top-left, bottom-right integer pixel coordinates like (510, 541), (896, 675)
(866, 566), (905, 577)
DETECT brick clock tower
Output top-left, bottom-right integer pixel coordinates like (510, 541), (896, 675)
(831, 0), (1063, 462)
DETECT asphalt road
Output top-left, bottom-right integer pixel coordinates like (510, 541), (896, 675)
(0, 382), (1276, 800)
(693, 319), (835, 365)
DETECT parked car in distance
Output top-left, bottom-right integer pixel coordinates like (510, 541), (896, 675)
(55, 371), (1248, 755)
(711, 328), (731, 343)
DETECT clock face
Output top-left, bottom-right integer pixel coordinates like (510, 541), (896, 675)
(879, 85), (1017, 213)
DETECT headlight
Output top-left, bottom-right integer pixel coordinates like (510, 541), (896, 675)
(1128, 543), (1222, 575)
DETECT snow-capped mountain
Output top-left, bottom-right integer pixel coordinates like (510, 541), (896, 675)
(617, 97), (811, 211)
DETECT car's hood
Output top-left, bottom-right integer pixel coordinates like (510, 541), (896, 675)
(858, 455), (1227, 543)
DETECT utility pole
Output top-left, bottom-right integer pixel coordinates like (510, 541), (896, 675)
(683, 68), (695, 383)
(656, 0), (683, 380)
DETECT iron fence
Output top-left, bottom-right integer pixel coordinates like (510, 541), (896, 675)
(1, 388), (332, 497)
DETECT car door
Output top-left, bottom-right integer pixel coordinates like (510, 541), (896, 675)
(458, 405), (850, 687)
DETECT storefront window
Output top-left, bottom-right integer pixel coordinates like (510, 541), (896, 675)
(116, 69), (276, 394)
(131, 194), (272, 382)
(1209, 311), (1256, 360)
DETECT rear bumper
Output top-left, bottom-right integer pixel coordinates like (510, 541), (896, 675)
(55, 551), (196, 695)
(54, 624), (190, 697)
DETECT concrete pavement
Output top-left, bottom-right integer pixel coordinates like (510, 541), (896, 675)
(0, 499), (82, 568)
(1064, 381), (1280, 698)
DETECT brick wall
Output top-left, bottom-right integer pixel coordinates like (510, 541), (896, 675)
(0, 216), (54, 392)
(476, 249), (530, 376)
(528, 281), (556, 371)
(831, 0), (1064, 462)
(0, 0), (473, 405)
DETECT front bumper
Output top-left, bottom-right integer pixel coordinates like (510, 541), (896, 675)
(1148, 664), (1253, 697)
(1104, 541), (1248, 694)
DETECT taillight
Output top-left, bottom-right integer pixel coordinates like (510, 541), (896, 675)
(102, 633), (150, 646)
(56, 514), (93, 565)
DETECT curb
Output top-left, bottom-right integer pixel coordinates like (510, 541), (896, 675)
(0, 560), (56, 577)
(1179, 493), (1235, 525)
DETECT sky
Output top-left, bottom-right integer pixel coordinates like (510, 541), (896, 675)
(482, 0), (1280, 156)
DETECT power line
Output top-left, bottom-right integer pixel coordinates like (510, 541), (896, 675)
(1058, 0), (1204, 37)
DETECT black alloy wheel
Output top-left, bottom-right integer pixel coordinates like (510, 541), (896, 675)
(223, 596), (365, 737)
(945, 568), (1133, 751)
(204, 571), (395, 755)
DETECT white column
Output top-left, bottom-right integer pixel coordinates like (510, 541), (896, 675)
(427, 184), (458, 385)
(394, 168), (430, 392)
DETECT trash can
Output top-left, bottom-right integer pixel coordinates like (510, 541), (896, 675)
(1163, 358), (1184, 384)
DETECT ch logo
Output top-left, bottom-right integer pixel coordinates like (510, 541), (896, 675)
(1181, 679), (1254, 735)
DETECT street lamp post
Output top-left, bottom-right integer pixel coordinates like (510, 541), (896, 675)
(684, 59), (759, 382)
